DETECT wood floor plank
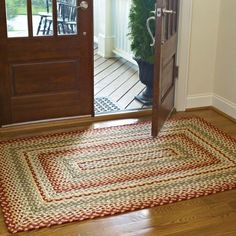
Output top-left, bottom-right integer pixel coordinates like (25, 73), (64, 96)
(117, 81), (146, 109)
(95, 60), (129, 85)
(94, 59), (125, 84)
(94, 57), (107, 68)
(94, 48), (98, 55)
(126, 88), (147, 110)
(95, 62), (131, 96)
(94, 54), (100, 61)
(96, 66), (138, 98)
(94, 58), (119, 76)
(109, 72), (139, 102)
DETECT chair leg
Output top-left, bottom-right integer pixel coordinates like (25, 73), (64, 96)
(61, 23), (66, 34)
(65, 24), (70, 34)
(42, 18), (48, 35)
(36, 16), (44, 35)
(70, 24), (75, 34)
(58, 23), (61, 34)
(46, 21), (52, 35)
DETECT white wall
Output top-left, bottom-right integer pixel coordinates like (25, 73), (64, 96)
(186, 0), (236, 118)
(214, 0), (236, 104)
(187, 0), (220, 104)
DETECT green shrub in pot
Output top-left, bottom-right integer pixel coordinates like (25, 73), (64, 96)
(129, 0), (156, 105)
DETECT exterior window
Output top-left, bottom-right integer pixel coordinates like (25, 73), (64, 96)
(6, 0), (28, 37)
(32, 0), (53, 36)
(56, 0), (77, 35)
(5, 0), (78, 38)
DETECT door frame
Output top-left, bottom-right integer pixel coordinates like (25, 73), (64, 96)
(175, 0), (193, 112)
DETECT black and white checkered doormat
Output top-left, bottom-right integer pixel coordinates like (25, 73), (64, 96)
(95, 97), (121, 114)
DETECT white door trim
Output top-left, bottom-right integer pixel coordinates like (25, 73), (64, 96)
(175, 0), (193, 111)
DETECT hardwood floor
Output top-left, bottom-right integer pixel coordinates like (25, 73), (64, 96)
(0, 109), (236, 236)
(94, 50), (148, 112)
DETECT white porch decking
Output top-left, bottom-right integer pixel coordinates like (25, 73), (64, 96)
(94, 49), (151, 112)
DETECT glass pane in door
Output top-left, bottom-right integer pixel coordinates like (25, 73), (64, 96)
(6, 0), (28, 37)
(57, 0), (77, 35)
(32, 0), (53, 36)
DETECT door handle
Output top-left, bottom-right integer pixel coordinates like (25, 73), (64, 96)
(146, 16), (156, 47)
(77, 1), (89, 10)
(146, 6), (176, 47)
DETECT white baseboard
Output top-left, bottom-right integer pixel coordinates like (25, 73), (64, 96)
(212, 94), (236, 119)
(187, 93), (236, 119)
(94, 36), (98, 44)
(112, 48), (137, 65)
(187, 93), (213, 109)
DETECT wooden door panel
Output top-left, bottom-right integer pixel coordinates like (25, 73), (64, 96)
(162, 34), (178, 66)
(159, 85), (175, 124)
(11, 91), (91, 123)
(6, 37), (90, 61)
(161, 58), (174, 98)
(0, 0), (93, 126)
(11, 60), (79, 95)
(152, 0), (179, 137)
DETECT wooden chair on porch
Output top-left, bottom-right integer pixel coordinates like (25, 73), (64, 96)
(36, 0), (52, 35)
(44, 0), (77, 35)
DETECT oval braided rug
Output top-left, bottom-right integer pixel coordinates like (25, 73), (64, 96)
(0, 116), (236, 233)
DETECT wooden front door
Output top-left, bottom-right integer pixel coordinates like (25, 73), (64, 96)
(0, 0), (93, 126)
(152, 0), (179, 137)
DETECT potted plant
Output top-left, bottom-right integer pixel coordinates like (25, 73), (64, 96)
(129, 0), (156, 105)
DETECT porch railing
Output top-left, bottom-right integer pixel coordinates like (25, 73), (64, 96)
(112, 0), (133, 62)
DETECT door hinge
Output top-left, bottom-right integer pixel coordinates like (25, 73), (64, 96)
(174, 65), (179, 78)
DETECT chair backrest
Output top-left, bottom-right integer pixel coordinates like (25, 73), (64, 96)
(46, 0), (52, 13)
(58, 0), (76, 22)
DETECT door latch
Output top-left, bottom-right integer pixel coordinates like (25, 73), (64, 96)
(156, 8), (176, 17)
(156, 8), (162, 17)
(77, 1), (89, 10)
